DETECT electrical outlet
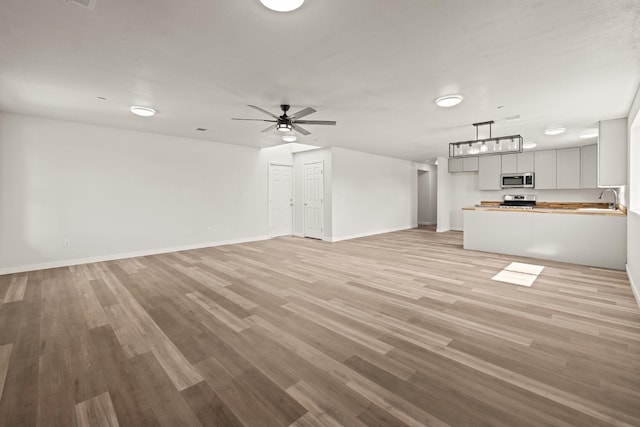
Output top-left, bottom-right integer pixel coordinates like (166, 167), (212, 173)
(63, 239), (71, 248)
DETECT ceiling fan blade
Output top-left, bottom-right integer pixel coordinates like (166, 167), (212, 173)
(231, 118), (277, 122)
(289, 107), (316, 120)
(294, 120), (337, 126)
(261, 124), (278, 133)
(248, 105), (279, 119)
(291, 123), (311, 135)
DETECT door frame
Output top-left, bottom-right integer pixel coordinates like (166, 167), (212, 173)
(303, 160), (324, 239)
(268, 162), (294, 238)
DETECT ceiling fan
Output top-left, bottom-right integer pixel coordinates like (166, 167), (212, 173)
(232, 104), (336, 135)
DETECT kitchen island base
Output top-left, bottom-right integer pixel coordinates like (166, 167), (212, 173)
(463, 209), (627, 270)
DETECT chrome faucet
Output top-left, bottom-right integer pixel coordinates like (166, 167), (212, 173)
(598, 188), (618, 210)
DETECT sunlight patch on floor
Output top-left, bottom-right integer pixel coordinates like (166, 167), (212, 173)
(492, 262), (545, 287)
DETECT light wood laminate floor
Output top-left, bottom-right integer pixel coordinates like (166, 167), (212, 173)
(1, 227), (639, 426)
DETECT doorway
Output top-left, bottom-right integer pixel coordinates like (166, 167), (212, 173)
(303, 161), (324, 239)
(418, 168), (437, 226)
(269, 163), (293, 237)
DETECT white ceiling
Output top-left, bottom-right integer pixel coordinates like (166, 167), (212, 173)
(1, 0), (639, 161)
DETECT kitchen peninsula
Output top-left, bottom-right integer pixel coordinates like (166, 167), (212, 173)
(463, 203), (627, 270)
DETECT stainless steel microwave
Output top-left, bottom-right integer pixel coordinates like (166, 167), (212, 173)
(501, 173), (535, 188)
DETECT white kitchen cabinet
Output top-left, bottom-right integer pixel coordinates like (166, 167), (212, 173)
(448, 158), (463, 173)
(449, 157), (478, 173)
(534, 150), (557, 189)
(502, 152), (533, 174)
(517, 152), (534, 172)
(501, 154), (517, 173)
(598, 118), (627, 187)
(478, 155), (502, 190)
(581, 144), (597, 188)
(556, 147), (581, 189)
(463, 157), (479, 172)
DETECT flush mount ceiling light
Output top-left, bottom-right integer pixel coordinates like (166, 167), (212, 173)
(523, 141), (537, 150)
(130, 106), (156, 117)
(544, 127), (565, 136)
(449, 121), (523, 158)
(259, 0), (304, 12)
(580, 128), (599, 139)
(282, 134), (297, 142)
(435, 95), (463, 108)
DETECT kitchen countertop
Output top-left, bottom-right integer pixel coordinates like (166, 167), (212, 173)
(463, 205), (627, 216)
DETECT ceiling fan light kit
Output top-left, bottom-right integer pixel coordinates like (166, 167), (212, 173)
(277, 123), (292, 132)
(259, 0), (304, 12)
(449, 121), (523, 158)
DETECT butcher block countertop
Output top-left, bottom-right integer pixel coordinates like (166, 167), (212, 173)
(463, 201), (627, 216)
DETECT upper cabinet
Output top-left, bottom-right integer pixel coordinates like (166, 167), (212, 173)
(556, 148), (581, 189)
(598, 118), (627, 187)
(534, 150), (557, 189)
(501, 152), (534, 174)
(517, 152), (534, 173)
(449, 157), (478, 173)
(501, 154), (517, 173)
(478, 155), (502, 190)
(581, 144), (597, 188)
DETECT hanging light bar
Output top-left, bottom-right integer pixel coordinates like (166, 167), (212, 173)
(449, 121), (523, 158)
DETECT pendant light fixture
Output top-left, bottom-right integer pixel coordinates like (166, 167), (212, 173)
(449, 121), (523, 158)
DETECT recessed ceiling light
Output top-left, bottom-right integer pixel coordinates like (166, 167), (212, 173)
(259, 0), (304, 12)
(579, 128), (598, 139)
(435, 95), (463, 108)
(130, 106), (156, 117)
(282, 134), (297, 142)
(523, 141), (537, 150)
(544, 127), (565, 136)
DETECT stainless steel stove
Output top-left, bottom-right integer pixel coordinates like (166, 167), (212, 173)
(498, 205), (534, 210)
(500, 194), (536, 209)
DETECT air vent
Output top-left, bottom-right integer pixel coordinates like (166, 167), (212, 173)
(67, 0), (97, 10)
(504, 115), (522, 122)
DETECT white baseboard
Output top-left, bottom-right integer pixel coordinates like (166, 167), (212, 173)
(292, 232), (305, 238)
(329, 225), (412, 242)
(0, 235), (270, 275)
(418, 221), (437, 225)
(627, 264), (640, 308)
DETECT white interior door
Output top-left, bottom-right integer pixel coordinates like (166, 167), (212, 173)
(304, 162), (323, 239)
(269, 164), (293, 237)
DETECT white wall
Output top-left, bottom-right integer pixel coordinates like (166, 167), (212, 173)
(0, 112), (289, 274)
(331, 147), (416, 241)
(292, 148), (332, 239)
(436, 156), (453, 232)
(626, 84), (640, 306)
